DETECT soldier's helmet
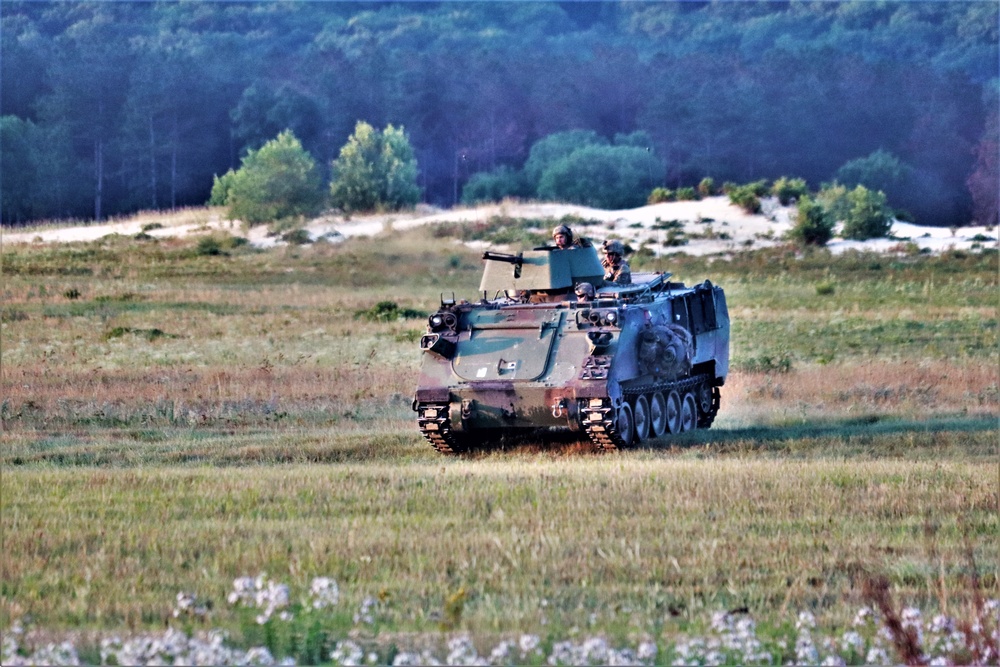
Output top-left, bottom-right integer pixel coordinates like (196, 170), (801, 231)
(552, 224), (573, 245)
(574, 282), (595, 299)
(603, 239), (624, 256)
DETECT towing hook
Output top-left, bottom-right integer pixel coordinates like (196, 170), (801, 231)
(551, 398), (566, 419)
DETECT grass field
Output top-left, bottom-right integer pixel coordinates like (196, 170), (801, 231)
(1, 216), (998, 665)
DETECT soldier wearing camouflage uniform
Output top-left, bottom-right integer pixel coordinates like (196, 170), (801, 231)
(601, 239), (631, 285)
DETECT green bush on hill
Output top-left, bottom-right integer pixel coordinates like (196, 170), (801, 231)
(329, 122), (421, 213)
(789, 195), (835, 246)
(211, 130), (324, 226)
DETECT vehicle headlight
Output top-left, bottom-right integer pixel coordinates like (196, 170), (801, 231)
(605, 311), (618, 325)
(429, 314), (444, 330)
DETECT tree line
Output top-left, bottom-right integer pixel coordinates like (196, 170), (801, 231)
(2, 1), (997, 227)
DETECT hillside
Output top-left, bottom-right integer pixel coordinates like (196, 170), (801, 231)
(4, 198), (997, 256)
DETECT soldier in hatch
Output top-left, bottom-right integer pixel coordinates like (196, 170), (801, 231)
(601, 239), (631, 285)
(574, 282), (595, 303)
(551, 224), (591, 250)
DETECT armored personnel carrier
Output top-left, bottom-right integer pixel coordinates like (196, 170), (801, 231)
(412, 242), (729, 453)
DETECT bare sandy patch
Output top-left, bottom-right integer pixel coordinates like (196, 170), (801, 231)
(3, 198), (996, 256)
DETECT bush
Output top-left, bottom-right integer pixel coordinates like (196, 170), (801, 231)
(835, 149), (910, 198)
(354, 300), (425, 322)
(772, 176), (809, 205)
(648, 187), (674, 204)
(329, 122), (421, 213)
(536, 144), (659, 210)
(788, 196), (835, 246)
(523, 130), (606, 188)
(281, 229), (312, 245)
(697, 177), (716, 197)
(842, 186), (892, 240)
(215, 130), (325, 226)
(728, 184), (762, 214)
(676, 186), (700, 201)
(461, 166), (529, 204)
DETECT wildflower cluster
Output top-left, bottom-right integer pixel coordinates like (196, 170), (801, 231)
(4, 578), (998, 667)
(99, 629), (292, 666)
(2, 624), (80, 667)
(228, 573), (293, 624)
(173, 591), (210, 620)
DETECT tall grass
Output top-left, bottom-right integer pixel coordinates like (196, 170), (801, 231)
(1, 219), (997, 661)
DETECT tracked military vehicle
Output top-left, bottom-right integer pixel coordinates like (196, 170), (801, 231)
(412, 242), (729, 453)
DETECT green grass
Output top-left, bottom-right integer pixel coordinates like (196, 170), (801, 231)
(1, 219), (998, 662)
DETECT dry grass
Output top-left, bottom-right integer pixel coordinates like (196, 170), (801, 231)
(1, 216), (997, 653)
(2, 458), (996, 636)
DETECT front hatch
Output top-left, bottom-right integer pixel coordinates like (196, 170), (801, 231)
(453, 310), (562, 382)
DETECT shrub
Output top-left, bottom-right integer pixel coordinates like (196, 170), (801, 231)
(817, 184), (851, 222)
(728, 184), (762, 214)
(216, 130), (325, 225)
(196, 237), (224, 256)
(354, 300), (425, 322)
(772, 176), (809, 205)
(281, 229), (312, 245)
(842, 185), (892, 240)
(461, 166), (529, 204)
(648, 187), (674, 204)
(536, 144), (659, 210)
(523, 130), (606, 188)
(676, 186), (700, 201)
(835, 149), (910, 198)
(697, 177), (716, 197)
(329, 122), (421, 213)
(788, 195), (834, 246)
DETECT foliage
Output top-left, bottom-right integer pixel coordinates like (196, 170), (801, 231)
(835, 150), (911, 202)
(215, 130), (324, 226)
(1, 2), (996, 225)
(789, 195), (835, 246)
(522, 130), (606, 188)
(843, 186), (893, 240)
(329, 122), (421, 213)
(728, 183), (763, 214)
(675, 186), (700, 201)
(823, 185), (894, 240)
(648, 187), (674, 204)
(460, 166), (529, 204)
(354, 300), (425, 322)
(772, 176), (809, 205)
(698, 177), (716, 197)
(536, 144), (659, 209)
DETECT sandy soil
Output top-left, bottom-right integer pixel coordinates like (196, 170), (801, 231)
(3, 198), (996, 256)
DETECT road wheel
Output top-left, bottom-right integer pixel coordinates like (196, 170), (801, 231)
(649, 391), (667, 438)
(665, 390), (682, 434)
(680, 392), (698, 432)
(632, 395), (650, 442)
(615, 402), (634, 447)
(697, 385), (721, 429)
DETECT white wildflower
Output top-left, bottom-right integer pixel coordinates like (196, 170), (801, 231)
(487, 640), (515, 665)
(518, 634), (542, 658)
(447, 634), (484, 666)
(852, 606), (876, 627)
(353, 596), (378, 625)
(331, 640), (365, 666)
(637, 640), (658, 663)
(929, 614), (954, 635)
(794, 632), (819, 665)
(796, 610), (816, 630)
(865, 646), (892, 666)
(840, 630), (864, 654)
(309, 577), (340, 609)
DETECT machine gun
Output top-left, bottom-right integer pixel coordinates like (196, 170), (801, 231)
(482, 251), (524, 278)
